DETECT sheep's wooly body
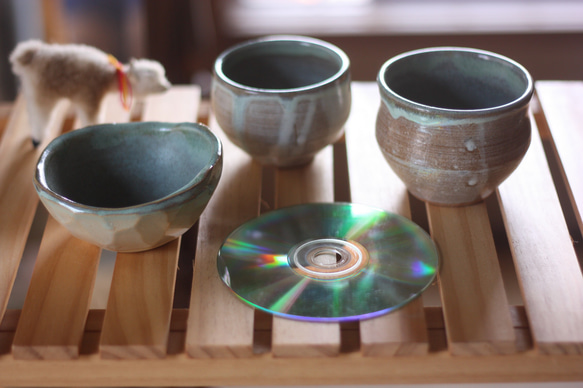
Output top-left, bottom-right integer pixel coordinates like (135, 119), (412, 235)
(10, 40), (171, 145)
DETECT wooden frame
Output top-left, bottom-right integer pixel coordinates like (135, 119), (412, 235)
(0, 82), (582, 386)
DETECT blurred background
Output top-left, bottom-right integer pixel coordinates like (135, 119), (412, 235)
(0, 0), (582, 102)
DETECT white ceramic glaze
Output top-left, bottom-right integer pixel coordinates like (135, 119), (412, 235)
(212, 35), (351, 167)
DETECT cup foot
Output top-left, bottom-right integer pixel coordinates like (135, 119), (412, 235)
(408, 190), (492, 207)
(255, 154), (316, 168)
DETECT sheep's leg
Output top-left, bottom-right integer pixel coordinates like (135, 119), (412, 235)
(75, 98), (105, 127)
(24, 89), (58, 147)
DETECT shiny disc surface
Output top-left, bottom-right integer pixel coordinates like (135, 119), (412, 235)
(217, 203), (439, 322)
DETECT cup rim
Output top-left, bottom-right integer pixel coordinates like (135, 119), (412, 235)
(214, 35), (350, 93)
(34, 121), (222, 214)
(377, 46), (534, 114)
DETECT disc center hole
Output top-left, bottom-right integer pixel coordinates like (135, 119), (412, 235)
(312, 249), (343, 267)
(288, 238), (369, 280)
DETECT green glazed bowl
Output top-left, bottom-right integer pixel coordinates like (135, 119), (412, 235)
(34, 122), (223, 252)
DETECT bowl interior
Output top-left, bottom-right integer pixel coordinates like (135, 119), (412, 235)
(38, 122), (219, 208)
(382, 49), (531, 110)
(218, 38), (345, 90)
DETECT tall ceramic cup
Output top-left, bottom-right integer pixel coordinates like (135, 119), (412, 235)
(376, 47), (533, 206)
(212, 35), (351, 167)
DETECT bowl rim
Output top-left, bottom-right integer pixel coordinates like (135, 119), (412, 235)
(377, 46), (534, 115)
(213, 35), (350, 94)
(34, 121), (222, 214)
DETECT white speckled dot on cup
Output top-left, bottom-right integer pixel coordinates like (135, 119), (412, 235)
(34, 122), (222, 252)
(212, 35), (351, 167)
(376, 47), (534, 206)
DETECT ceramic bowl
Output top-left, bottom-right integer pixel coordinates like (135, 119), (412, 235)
(376, 47), (533, 206)
(212, 35), (351, 167)
(34, 122), (222, 252)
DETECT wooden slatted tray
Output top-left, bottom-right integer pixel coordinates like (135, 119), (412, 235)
(0, 81), (582, 386)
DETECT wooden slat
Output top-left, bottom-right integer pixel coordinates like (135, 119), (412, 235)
(0, 305), (532, 334)
(427, 203), (516, 355)
(344, 82), (429, 356)
(100, 88), (199, 359)
(13, 93), (131, 360)
(0, 96), (69, 323)
(140, 85), (201, 122)
(100, 240), (180, 359)
(2, 351), (583, 387)
(274, 148), (334, 207)
(497, 108), (583, 354)
(271, 146), (341, 357)
(11, 217), (100, 359)
(185, 115), (261, 358)
(344, 83), (411, 216)
(4, 82), (583, 386)
(535, 81), (583, 231)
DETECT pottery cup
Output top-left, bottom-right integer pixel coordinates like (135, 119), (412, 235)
(212, 35), (351, 167)
(34, 122), (222, 252)
(376, 47), (533, 206)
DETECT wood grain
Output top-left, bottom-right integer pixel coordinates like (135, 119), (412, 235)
(185, 114), (261, 358)
(0, 96), (69, 324)
(1, 345), (583, 387)
(12, 93), (131, 360)
(140, 85), (201, 122)
(271, 146), (341, 357)
(427, 203), (516, 355)
(100, 88), (199, 359)
(497, 106), (583, 354)
(100, 240), (180, 359)
(12, 217), (100, 359)
(534, 81), (583, 231)
(344, 82), (429, 356)
(3, 82), (583, 385)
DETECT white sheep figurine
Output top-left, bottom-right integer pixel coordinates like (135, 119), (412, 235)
(10, 40), (171, 147)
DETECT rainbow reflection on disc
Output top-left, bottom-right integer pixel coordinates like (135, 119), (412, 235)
(217, 203), (439, 322)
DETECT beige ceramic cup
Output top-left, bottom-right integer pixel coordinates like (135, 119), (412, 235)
(212, 35), (351, 167)
(376, 47), (533, 206)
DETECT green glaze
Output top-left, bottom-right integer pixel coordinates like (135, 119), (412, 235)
(34, 122), (222, 252)
(378, 47), (533, 125)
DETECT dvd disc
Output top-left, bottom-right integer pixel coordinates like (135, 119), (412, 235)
(217, 203), (439, 322)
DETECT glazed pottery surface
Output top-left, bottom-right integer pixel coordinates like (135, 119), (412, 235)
(34, 121), (222, 252)
(212, 35), (351, 167)
(376, 47), (533, 206)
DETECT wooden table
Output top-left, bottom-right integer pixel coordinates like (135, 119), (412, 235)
(0, 82), (582, 386)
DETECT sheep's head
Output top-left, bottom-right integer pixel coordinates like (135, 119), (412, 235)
(126, 58), (171, 95)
